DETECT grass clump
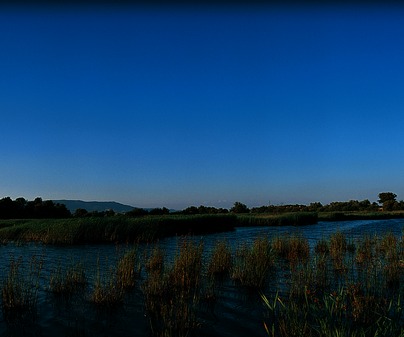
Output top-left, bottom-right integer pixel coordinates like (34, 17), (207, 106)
(262, 284), (404, 337)
(0, 215), (236, 245)
(116, 247), (141, 289)
(207, 240), (232, 278)
(272, 234), (310, 264)
(49, 260), (86, 296)
(237, 212), (318, 227)
(232, 236), (273, 288)
(1, 255), (43, 324)
(145, 246), (164, 274)
(142, 239), (204, 337)
(90, 258), (123, 308)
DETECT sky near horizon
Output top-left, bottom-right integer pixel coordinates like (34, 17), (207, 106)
(1, 3), (404, 209)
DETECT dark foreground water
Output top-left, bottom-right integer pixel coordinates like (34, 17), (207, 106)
(0, 218), (403, 337)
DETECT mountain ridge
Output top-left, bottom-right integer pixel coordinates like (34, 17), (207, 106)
(52, 200), (135, 213)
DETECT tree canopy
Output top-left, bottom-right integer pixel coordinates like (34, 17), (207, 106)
(0, 197), (71, 219)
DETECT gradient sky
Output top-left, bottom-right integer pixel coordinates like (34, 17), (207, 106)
(1, 3), (404, 209)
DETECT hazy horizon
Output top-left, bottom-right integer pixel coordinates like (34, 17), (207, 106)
(2, 3), (404, 210)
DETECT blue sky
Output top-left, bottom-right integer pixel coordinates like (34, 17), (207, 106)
(1, 4), (404, 209)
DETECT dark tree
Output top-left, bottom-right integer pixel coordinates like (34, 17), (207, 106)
(149, 207), (170, 215)
(182, 206), (199, 215)
(378, 192), (397, 204)
(74, 208), (89, 217)
(126, 207), (148, 217)
(230, 202), (250, 214)
(378, 192), (398, 211)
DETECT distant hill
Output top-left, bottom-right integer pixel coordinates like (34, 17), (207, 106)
(53, 200), (135, 213)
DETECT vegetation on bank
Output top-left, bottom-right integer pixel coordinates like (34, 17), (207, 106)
(0, 215), (236, 245)
(2, 209), (404, 245)
(237, 212), (318, 227)
(0, 192), (403, 220)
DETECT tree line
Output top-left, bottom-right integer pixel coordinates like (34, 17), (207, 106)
(0, 197), (70, 219)
(0, 192), (402, 219)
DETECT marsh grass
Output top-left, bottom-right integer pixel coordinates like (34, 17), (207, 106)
(49, 260), (86, 296)
(116, 247), (141, 289)
(262, 284), (404, 337)
(207, 240), (232, 278)
(262, 231), (404, 337)
(232, 236), (273, 288)
(90, 258), (124, 308)
(0, 215), (236, 245)
(145, 245), (164, 274)
(1, 255), (43, 324)
(142, 239), (204, 337)
(237, 212), (318, 227)
(1, 229), (404, 336)
(272, 235), (310, 264)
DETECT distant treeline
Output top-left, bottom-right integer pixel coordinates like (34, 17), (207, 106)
(0, 197), (70, 219)
(0, 192), (402, 219)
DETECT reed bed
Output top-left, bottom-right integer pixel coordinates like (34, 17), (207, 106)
(272, 234), (310, 264)
(1, 255), (43, 324)
(0, 215), (236, 245)
(1, 231), (404, 336)
(207, 240), (233, 278)
(142, 239), (204, 337)
(90, 258), (124, 308)
(237, 212), (318, 227)
(232, 236), (273, 288)
(49, 260), (86, 296)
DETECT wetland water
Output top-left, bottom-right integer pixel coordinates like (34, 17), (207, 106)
(0, 218), (403, 336)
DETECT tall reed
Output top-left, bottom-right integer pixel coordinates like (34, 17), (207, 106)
(90, 257), (123, 308)
(272, 234), (310, 264)
(49, 260), (86, 296)
(232, 236), (273, 288)
(1, 255), (43, 324)
(142, 239), (204, 337)
(207, 240), (232, 278)
(116, 247), (141, 289)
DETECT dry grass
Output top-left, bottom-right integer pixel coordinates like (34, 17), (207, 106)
(207, 240), (232, 277)
(1, 255), (43, 324)
(232, 236), (273, 288)
(142, 239), (204, 337)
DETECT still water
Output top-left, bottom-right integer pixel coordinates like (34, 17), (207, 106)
(0, 219), (402, 336)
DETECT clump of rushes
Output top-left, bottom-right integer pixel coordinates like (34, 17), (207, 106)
(49, 260), (86, 296)
(377, 232), (398, 259)
(329, 231), (348, 274)
(329, 231), (347, 257)
(1, 255), (43, 324)
(355, 235), (374, 265)
(145, 246), (164, 274)
(116, 247), (141, 289)
(262, 284), (403, 337)
(207, 240), (232, 278)
(232, 236), (273, 288)
(142, 239), (204, 337)
(90, 258), (123, 308)
(272, 235), (310, 264)
(377, 234), (402, 288)
(314, 238), (329, 255)
(287, 236), (310, 264)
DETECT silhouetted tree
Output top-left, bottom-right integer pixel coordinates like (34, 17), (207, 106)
(378, 192), (397, 211)
(230, 202), (249, 214)
(126, 207), (148, 217)
(74, 208), (89, 217)
(149, 207), (170, 215)
(182, 206), (199, 215)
